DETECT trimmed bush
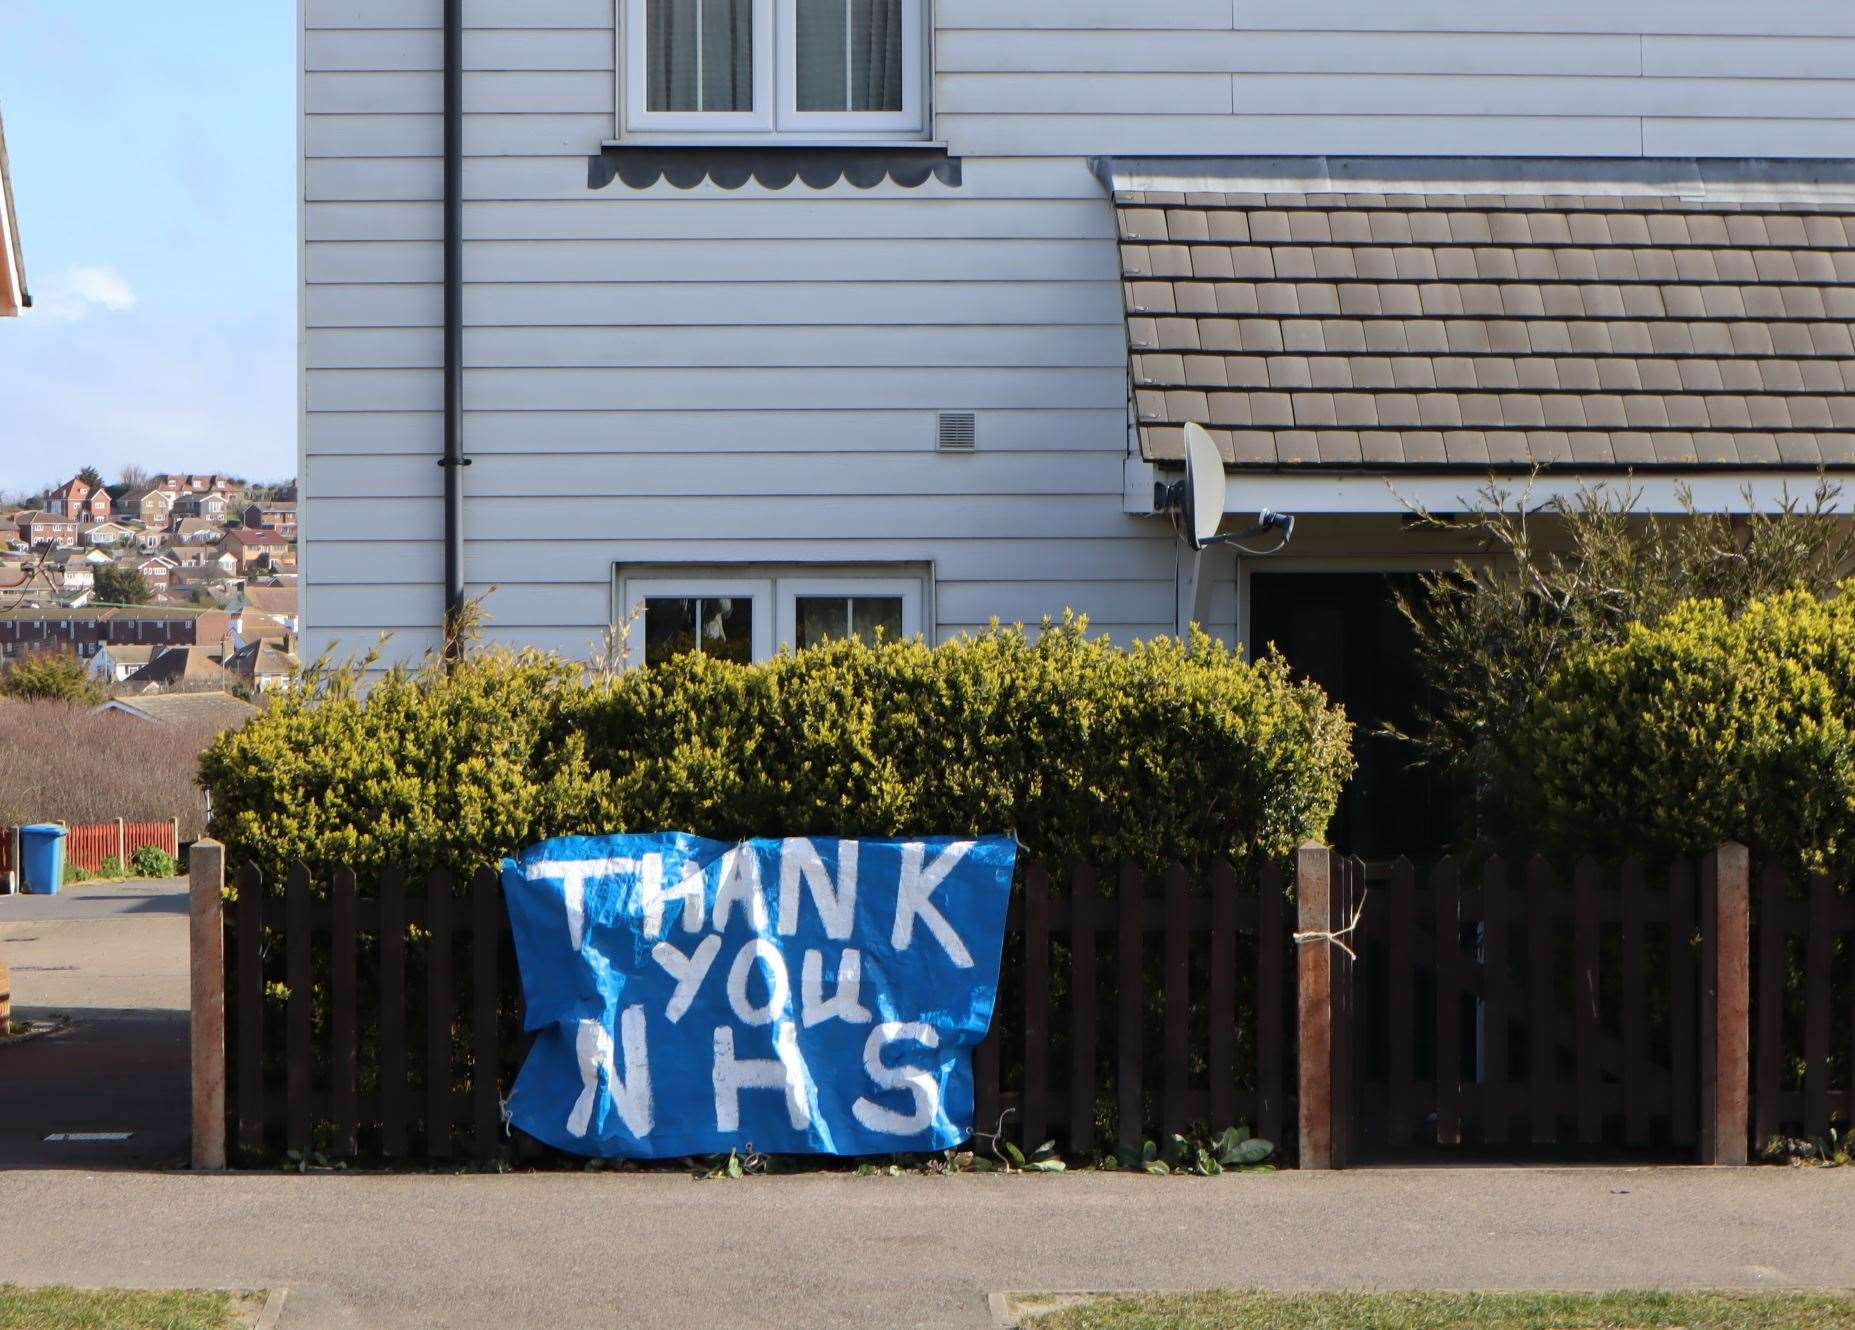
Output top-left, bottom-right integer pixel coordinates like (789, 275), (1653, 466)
(201, 619), (1353, 887)
(199, 652), (604, 887)
(97, 855), (126, 879)
(129, 844), (180, 878)
(1511, 588), (1855, 869)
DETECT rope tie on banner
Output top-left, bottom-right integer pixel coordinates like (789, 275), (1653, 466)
(1292, 890), (1368, 962)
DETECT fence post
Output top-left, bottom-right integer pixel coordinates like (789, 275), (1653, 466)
(189, 839), (227, 1171)
(116, 817), (126, 866)
(1296, 842), (1341, 1169)
(1700, 842), (1751, 1166)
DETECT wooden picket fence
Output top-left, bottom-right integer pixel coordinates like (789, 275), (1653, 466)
(974, 861), (1296, 1155)
(184, 841), (1844, 1171)
(1351, 854), (1704, 1152)
(201, 855), (1304, 1165)
(224, 863), (513, 1161)
(1754, 865), (1855, 1145)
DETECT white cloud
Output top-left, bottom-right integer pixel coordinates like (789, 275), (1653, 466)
(36, 264), (139, 322)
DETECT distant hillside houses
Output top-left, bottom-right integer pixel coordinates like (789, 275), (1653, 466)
(0, 470), (300, 698)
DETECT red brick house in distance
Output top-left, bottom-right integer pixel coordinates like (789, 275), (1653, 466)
(46, 476), (111, 523)
(220, 526), (289, 572)
(242, 500), (297, 540)
(16, 512), (76, 547)
(116, 486), (176, 527)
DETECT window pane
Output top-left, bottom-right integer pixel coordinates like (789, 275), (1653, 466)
(850, 595), (904, 642)
(644, 597), (700, 665)
(648, 0), (753, 112)
(702, 595), (756, 663)
(794, 596), (848, 649)
(796, 595), (904, 648)
(644, 596), (755, 665)
(795, 0), (903, 113)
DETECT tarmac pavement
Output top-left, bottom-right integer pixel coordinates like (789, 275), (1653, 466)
(0, 879), (191, 1170)
(0, 1165), (1850, 1329)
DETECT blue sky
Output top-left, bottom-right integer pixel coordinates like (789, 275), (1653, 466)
(0, 0), (295, 495)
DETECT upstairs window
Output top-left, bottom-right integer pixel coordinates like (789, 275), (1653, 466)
(626, 0), (926, 138)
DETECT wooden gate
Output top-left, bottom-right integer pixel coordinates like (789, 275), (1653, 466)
(1349, 854), (1706, 1156)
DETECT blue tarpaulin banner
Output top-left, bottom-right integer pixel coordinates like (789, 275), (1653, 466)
(501, 833), (1018, 1158)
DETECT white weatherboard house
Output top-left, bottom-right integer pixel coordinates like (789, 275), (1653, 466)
(302, 3), (1855, 848)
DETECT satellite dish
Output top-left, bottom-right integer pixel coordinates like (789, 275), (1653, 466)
(1181, 422), (1228, 551)
(1158, 422), (1297, 555)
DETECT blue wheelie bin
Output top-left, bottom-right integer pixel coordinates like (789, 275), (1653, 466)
(20, 824), (69, 894)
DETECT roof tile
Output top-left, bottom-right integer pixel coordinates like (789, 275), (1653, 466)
(1116, 189), (1855, 469)
(1819, 433), (1855, 464)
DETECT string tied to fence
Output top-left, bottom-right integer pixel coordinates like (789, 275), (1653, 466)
(1292, 889), (1368, 962)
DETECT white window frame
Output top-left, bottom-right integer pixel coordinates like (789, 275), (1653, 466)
(624, 0), (776, 134)
(776, 575), (923, 651)
(618, 576), (777, 669)
(620, 0), (929, 141)
(615, 567), (930, 668)
(772, 0), (926, 135)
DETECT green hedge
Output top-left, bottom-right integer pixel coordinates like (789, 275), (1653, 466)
(200, 620), (1353, 886)
(1511, 587), (1855, 869)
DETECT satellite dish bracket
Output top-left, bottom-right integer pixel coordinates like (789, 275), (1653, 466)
(1157, 423), (1298, 553)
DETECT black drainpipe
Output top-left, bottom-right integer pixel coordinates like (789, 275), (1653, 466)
(439, 0), (469, 661)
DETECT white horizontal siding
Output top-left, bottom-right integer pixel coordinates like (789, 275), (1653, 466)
(1221, 2), (1855, 38)
(305, 71), (615, 115)
(304, 2), (1852, 660)
(305, 325), (1126, 370)
(313, 536), (1187, 586)
(938, 31), (1646, 78)
(308, 450), (1122, 499)
(937, 113), (1648, 159)
(304, 198), (1117, 241)
(304, 30), (609, 73)
(308, 366), (1127, 412)
(305, 407), (1126, 455)
(311, 495), (1154, 543)
(304, 0), (609, 28)
(304, 155), (1104, 202)
(934, 21), (1855, 160)
(308, 238), (1116, 284)
(305, 280), (1122, 329)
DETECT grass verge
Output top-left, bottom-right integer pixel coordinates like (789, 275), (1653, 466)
(1016, 1290), (1855, 1330)
(0, 1284), (256, 1330)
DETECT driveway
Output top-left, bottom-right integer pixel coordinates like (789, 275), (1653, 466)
(0, 878), (191, 1170)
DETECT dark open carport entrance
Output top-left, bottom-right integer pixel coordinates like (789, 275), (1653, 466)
(1248, 571), (1459, 862)
(1249, 572), (1720, 1162)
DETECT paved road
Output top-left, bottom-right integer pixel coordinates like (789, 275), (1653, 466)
(0, 879), (191, 1170)
(0, 1165), (1850, 1328)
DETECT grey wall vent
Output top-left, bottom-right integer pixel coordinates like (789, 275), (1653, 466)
(936, 411), (977, 452)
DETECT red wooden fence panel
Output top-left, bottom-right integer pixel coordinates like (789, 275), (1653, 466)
(30, 819), (182, 875)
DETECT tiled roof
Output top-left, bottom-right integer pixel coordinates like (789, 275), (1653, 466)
(1118, 190), (1855, 469)
(97, 690), (258, 729)
(128, 645), (230, 685)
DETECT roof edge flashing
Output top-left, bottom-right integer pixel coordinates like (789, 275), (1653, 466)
(1097, 155), (1855, 206)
